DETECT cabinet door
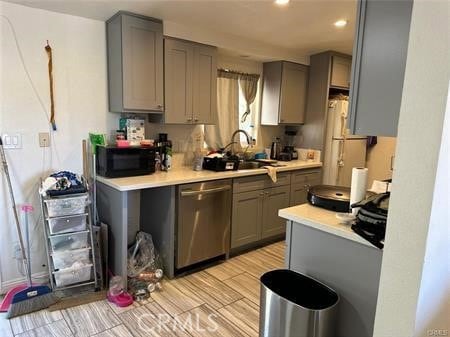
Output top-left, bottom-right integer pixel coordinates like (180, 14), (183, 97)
(164, 39), (194, 124)
(193, 45), (217, 124)
(231, 190), (263, 249)
(279, 62), (308, 124)
(122, 15), (164, 111)
(331, 56), (352, 89)
(349, 0), (413, 136)
(261, 185), (290, 239)
(290, 183), (308, 207)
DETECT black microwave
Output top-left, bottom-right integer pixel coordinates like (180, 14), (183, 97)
(96, 146), (156, 178)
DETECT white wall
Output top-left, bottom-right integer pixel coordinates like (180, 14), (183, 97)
(0, 1), (116, 290)
(373, 1), (450, 336)
(365, 137), (396, 186)
(414, 86), (450, 337)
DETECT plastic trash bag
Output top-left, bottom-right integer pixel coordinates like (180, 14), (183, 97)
(127, 232), (164, 298)
(127, 231), (161, 278)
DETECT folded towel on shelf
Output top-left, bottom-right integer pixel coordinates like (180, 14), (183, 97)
(264, 166), (277, 183)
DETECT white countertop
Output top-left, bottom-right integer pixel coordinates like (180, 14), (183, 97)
(279, 203), (376, 248)
(96, 160), (322, 191)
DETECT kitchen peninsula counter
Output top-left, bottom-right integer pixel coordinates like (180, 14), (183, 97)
(279, 203), (383, 337)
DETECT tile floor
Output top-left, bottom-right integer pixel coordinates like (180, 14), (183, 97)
(1, 241), (285, 337)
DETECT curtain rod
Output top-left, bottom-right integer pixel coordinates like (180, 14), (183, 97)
(217, 68), (260, 78)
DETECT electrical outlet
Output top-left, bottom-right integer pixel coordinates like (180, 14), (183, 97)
(1, 133), (22, 149)
(39, 132), (50, 147)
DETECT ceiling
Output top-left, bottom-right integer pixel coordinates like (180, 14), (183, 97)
(5, 0), (357, 62)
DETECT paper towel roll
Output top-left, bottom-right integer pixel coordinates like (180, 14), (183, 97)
(350, 167), (368, 215)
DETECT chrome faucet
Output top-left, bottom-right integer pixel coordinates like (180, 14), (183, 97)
(222, 129), (251, 157)
(231, 129), (251, 147)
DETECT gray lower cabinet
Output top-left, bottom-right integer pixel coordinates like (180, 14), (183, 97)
(231, 190), (262, 248)
(164, 38), (217, 124)
(349, 0), (413, 136)
(107, 12), (164, 113)
(289, 169), (322, 206)
(231, 174), (291, 249)
(261, 61), (309, 125)
(261, 185), (290, 239)
(290, 183), (308, 206)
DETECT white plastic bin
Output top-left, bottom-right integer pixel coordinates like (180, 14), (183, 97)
(47, 214), (87, 234)
(53, 264), (93, 287)
(44, 195), (89, 217)
(49, 231), (90, 252)
(51, 248), (91, 270)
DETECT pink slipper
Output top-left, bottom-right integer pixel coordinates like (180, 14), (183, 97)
(107, 291), (133, 307)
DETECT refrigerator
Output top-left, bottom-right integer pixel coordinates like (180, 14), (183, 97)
(322, 99), (367, 187)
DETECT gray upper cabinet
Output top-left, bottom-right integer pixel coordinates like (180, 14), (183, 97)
(193, 45), (217, 124)
(330, 56), (352, 89)
(348, 0), (413, 136)
(164, 39), (194, 123)
(107, 12), (164, 113)
(261, 61), (309, 125)
(164, 38), (217, 124)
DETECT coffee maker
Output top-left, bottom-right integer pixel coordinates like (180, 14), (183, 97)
(283, 129), (298, 160)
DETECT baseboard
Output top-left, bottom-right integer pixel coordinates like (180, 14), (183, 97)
(0, 271), (50, 295)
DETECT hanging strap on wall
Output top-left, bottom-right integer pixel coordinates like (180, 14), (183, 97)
(45, 41), (56, 131)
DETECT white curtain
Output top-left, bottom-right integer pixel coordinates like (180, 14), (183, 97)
(205, 76), (239, 149)
(239, 74), (260, 123)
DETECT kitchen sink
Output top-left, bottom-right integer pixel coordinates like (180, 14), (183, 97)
(238, 161), (266, 170)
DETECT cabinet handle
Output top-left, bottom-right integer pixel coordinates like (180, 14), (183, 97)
(259, 192), (265, 196)
(280, 119), (285, 123)
(194, 118), (199, 122)
(265, 191), (270, 196)
(304, 184), (311, 191)
(187, 118), (192, 122)
(157, 104), (164, 109)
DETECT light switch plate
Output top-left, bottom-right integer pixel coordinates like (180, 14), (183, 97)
(39, 132), (50, 147)
(1, 133), (22, 149)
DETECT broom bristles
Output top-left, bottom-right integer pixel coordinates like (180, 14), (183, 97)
(6, 293), (58, 319)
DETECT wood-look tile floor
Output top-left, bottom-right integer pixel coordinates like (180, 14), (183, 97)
(1, 241), (285, 337)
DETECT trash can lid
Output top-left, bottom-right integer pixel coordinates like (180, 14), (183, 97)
(261, 269), (339, 310)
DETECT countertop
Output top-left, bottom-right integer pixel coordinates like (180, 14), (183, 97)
(279, 203), (376, 248)
(96, 160), (322, 191)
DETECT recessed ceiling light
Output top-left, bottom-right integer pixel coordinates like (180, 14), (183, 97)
(275, 0), (290, 6)
(334, 20), (348, 28)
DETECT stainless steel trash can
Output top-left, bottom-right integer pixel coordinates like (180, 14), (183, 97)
(259, 269), (339, 337)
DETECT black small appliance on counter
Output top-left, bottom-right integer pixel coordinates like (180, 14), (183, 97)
(307, 185), (352, 212)
(202, 156), (239, 171)
(307, 185), (375, 212)
(96, 146), (156, 178)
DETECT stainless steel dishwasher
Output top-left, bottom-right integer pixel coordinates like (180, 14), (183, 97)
(176, 179), (232, 269)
